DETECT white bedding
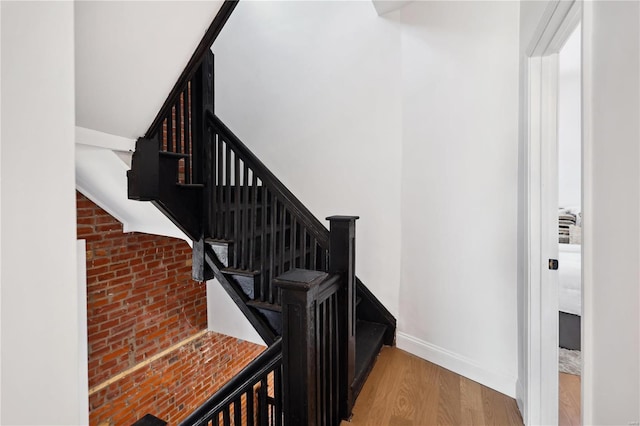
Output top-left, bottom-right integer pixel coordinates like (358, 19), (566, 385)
(559, 243), (581, 316)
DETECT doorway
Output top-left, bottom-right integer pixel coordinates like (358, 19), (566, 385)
(556, 23), (581, 425)
(523, 1), (585, 424)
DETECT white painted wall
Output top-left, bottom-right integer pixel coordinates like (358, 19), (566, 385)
(213, 1), (403, 320)
(397, 1), (520, 397)
(0, 2), (82, 424)
(214, 0), (520, 398)
(0, 2), (3, 419)
(77, 241), (89, 425)
(558, 26), (581, 209)
(75, 1), (223, 139)
(206, 281), (263, 346)
(584, 2), (639, 423)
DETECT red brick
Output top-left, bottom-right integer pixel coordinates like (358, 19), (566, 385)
(77, 192), (244, 424)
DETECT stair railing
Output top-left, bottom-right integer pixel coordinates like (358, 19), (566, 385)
(205, 114), (331, 305)
(180, 338), (283, 426)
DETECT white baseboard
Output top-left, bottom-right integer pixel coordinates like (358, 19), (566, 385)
(396, 332), (517, 398)
(516, 378), (526, 421)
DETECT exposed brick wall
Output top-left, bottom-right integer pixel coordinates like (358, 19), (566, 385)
(77, 191), (208, 388)
(77, 192), (265, 424)
(89, 331), (264, 425)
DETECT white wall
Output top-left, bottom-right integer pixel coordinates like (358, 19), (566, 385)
(213, 1), (403, 318)
(585, 1), (639, 423)
(77, 241), (89, 425)
(0, 2), (3, 419)
(558, 26), (581, 209)
(397, 1), (520, 397)
(1, 2), (83, 424)
(206, 281), (263, 345)
(214, 0), (520, 398)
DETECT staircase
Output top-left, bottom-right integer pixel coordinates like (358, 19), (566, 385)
(127, 5), (395, 424)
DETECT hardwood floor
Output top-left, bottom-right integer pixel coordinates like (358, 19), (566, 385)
(559, 372), (581, 426)
(343, 347), (523, 426)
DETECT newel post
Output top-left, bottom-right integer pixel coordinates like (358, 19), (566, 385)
(326, 215), (359, 419)
(274, 269), (327, 426)
(191, 51), (214, 282)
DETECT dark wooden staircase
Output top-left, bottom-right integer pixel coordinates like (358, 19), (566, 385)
(128, 32), (395, 425)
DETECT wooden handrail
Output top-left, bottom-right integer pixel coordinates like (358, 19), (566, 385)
(211, 115), (331, 249)
(179, 338), (282, 426)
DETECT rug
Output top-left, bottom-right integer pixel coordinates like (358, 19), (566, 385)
(559, 348), (581, 375)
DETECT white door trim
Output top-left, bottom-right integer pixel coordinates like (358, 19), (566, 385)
(523, 1), (585, 424)
(579, 2), (594, 423)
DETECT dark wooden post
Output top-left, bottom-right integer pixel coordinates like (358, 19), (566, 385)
(190, 51), (214, 282)
(326, 215), (358, 420)
(275, 269), (329, 426)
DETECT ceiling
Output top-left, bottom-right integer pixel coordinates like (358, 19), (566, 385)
(371, 0), (412, 16)
(75, 1), (224, 139)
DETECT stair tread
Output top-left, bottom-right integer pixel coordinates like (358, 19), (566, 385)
(205, 237), (234, 245)
(160, 151), (189, 159)
(176, 183), (204, 189)
(353, 320), (387, 396)
(246, 300), (282, 313)
(221, 267), (260, 276)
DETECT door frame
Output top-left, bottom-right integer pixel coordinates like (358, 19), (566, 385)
(523, 0), (590, 424)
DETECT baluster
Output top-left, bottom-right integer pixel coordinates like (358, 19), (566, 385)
(245, 389), (254, 425)
(280, 207), (286, 274)
(317, 300), (324, 426)
(290, 217), (297, 268)
(260, 187), (267, 301)
(217, 137), (224, 237)
(222, 406), (231, 426)
(299, 228), (307, 269)
(321, 248), (328, 272)
(176, 99), (182, 154)
(183, 86), (191, 183)
(234, 151), (240, 269)
(258, 377), (268, 426)
(269, 195), (277, 304)
(328, 294), (338, 424)
(242, 163), (249, 270)
(249, 173), (257, 271)
(234, 397), (242, 425)
(210, 132), (217, 238)
(274, 366), (283, 426)
(225, 143), (231, 241)
(311, 238), (318, 270)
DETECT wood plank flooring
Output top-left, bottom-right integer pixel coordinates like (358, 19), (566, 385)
(343, 347), (523, 426)
(559, 372), (581, 426)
